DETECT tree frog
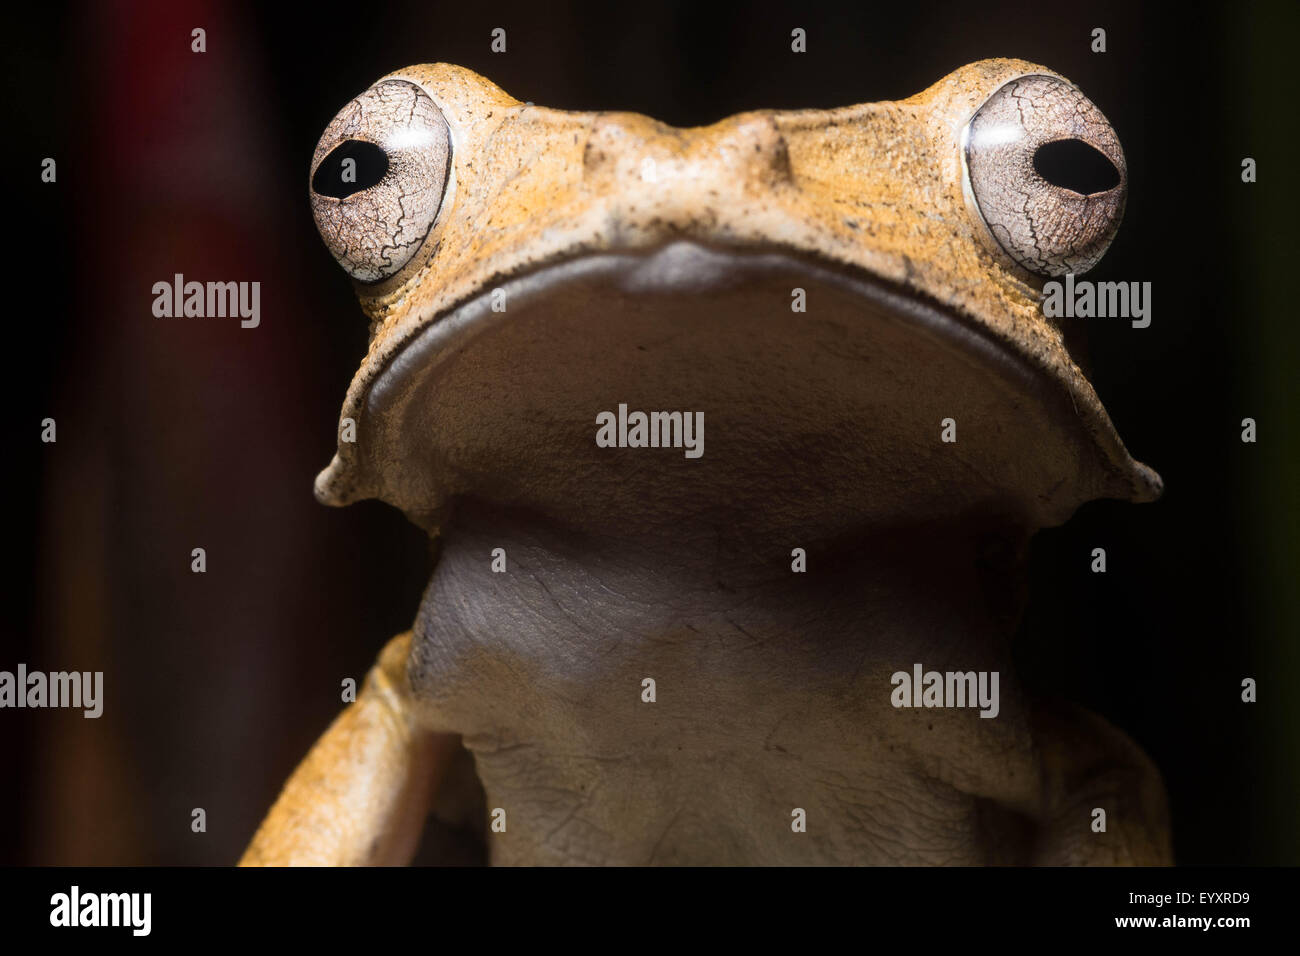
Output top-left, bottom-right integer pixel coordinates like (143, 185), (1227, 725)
(241, 59), (1169, 866)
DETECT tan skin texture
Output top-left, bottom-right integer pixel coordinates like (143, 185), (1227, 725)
(241, 60), (1170, 866)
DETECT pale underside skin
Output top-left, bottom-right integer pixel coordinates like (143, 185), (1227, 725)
(241, 59), (1171, 865)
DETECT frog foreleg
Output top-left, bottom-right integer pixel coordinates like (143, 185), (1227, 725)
(240, 632), (455, 866)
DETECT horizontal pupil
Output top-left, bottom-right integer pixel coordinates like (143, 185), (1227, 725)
(312, 140), (390, 198)
(1032, 139), (1120, 195)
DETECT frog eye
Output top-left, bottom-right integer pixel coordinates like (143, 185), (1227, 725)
(962, 74), (1125, 278)
(309, 80), (451, 283)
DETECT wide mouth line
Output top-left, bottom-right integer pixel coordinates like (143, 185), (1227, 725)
(317, 238), (1159, 513)
(369, 239), (1042, 406)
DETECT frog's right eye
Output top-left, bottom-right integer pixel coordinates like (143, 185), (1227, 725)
(309, 80), (451, 283)
(962, 74), (1125, 278)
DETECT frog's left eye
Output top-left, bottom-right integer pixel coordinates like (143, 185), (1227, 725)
(310, 80), (451, 283)
(962, 74), (1125, 278)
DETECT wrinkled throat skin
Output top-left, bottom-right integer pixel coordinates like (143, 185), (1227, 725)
(395, 245), (1171, 866)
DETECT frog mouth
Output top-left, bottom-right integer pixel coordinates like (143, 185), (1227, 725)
(315, 240), (1160, 533)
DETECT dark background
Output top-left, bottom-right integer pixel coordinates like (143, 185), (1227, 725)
(3, 0), (1296, 865)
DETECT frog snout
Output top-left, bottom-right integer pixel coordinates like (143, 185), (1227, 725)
(581, 111), (794, 230)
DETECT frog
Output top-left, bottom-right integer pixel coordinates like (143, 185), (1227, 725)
(241, 58), (1171, 866)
